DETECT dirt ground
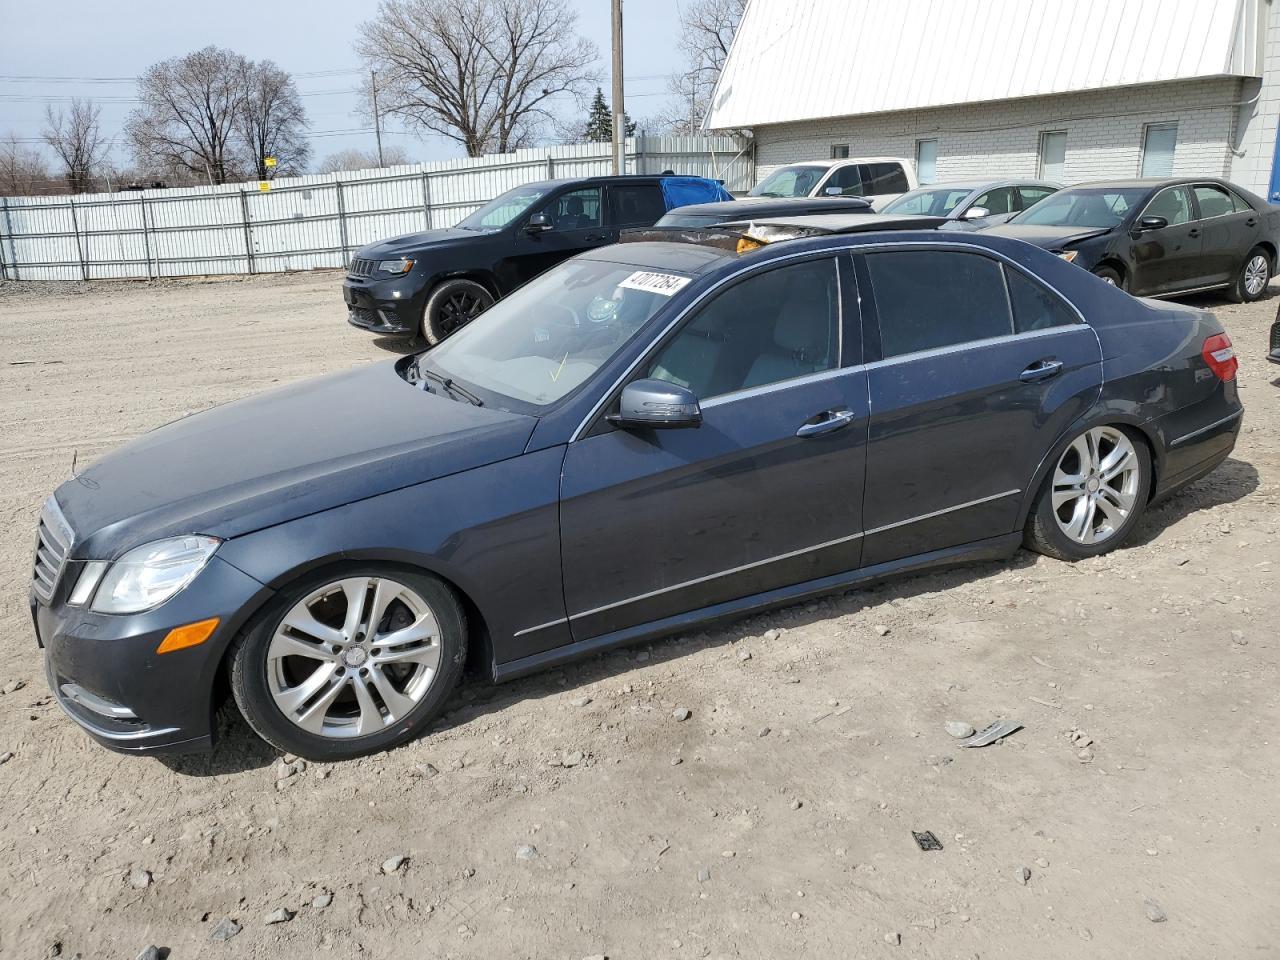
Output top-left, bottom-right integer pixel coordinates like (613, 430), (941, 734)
(0, 271), (1276, 960)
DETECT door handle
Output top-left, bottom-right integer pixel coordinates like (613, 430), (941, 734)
(796, 408), (856, 438)
(1247, 218), (1258, 227)
(1188, 228), (1201, 239)
(1019, 358), (1064, 383)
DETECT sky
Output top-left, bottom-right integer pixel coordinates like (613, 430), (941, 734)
(0, 0), (688, 178)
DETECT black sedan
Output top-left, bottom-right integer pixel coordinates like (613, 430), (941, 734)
(985, 178), (1280, 301)
(653, 195), (873, 227)
(32, 224), (1242, 761)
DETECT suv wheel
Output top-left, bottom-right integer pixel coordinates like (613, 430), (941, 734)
(229, 566), (466, 760)
(422, 279), (495, 345)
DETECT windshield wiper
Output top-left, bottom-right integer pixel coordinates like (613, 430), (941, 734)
(416, 361), (484, 406)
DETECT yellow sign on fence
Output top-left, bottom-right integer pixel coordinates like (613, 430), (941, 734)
(259, 181), (271, 193)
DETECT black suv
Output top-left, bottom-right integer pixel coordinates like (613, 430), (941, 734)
(344, 174), (731, 343)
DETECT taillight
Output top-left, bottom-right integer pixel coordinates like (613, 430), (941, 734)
(1202, 333), (1238, 381)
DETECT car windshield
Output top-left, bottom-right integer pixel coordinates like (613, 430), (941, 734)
(422, 258), (686, 409)
(655, 212), (722, 227)
(882, 188), (973, 216)
(1013, 187), (1150, 228)
(749, 165), (827, 198)
(456, 185), (552, 231)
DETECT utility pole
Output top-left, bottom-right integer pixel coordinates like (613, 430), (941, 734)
(611, 0), (625, 175)
(371, 69), (385, 168)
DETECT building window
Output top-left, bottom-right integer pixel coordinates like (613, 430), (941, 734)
(1140, 122), (1178, 177)
(831, 144), (850, 159)
(916, 139), (938, 184)
(1038, 131), (1067, 181)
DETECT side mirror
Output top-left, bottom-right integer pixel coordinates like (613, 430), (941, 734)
(1137, 215), (1168, 232)
(961, 205), (990, 221)
(608, 378), (702, 430)
(525, 211), (553, 234)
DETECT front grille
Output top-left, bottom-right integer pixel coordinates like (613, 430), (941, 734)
(348, 257), (375, 278)
(349, 306), (380, 326)
(32, 495), (74, 605)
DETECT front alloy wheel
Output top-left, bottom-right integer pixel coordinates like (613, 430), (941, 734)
(231, 568), (466, 760)
(1025, 425), (1151, 561)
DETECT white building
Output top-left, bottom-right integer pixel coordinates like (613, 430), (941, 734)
(705, 0), (1280, 199)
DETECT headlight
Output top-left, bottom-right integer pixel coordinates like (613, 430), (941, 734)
(88, 536), (220, 614)
(377, 258), (415, 275)
(1057, 250), (1079, 263)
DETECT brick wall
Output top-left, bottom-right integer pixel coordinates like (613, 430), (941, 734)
(752, 77), (1246, 188)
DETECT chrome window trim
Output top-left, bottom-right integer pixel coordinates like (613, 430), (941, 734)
(700, 363), (861, 410)
(1187, 182), (1249, 222)
(862, 326), (1086, 371)
(571, 240), (1092, 441)
(559, 488), (1023, 624)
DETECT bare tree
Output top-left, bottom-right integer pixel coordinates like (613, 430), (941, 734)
(125, 46), (251, 185)
(239, 60), (310, 179)
(356, 0), (598, 157)
(0, 134), (56, 196)
(315, 145), (410, 173)
(656, 0), (747, 134)
(42, 99), (107, 193)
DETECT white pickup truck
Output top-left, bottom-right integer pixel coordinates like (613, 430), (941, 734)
(749, 157), (918, 210)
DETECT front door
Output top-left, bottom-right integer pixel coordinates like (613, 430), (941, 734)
(558, 255), (868, 645)
(507, 185), (611, 287)
(1130, 185), (1204, 295)
(856, 248), (1103, 566)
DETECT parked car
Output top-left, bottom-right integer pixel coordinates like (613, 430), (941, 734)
(33, 222), (1241, 761)
(880, 179), (1061, 229)
(654, 195), (873, 228)
(984, 178), (1280, 301)
(343, 175), (732, 343)
(1269, 308), (1280, 364)
(748, 158), (917, 209)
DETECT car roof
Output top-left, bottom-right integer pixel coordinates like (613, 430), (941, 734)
(515, 174), (711, 190)
(902, 178), (1058, 191)
(717, 213), (945, 233)
(581, 240), (736, 274)
(663, 196), (873, 216)
(1063, 177), (1232, 190)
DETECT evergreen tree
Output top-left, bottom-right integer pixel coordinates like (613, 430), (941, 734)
(584, 87), (637, 142)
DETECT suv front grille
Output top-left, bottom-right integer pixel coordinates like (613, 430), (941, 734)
(348, 258), (375, 278)
(32, 495), (74, 605)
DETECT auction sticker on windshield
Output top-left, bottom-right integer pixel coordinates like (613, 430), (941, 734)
(618, 271), (691, 296)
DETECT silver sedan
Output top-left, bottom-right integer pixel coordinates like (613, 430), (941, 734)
(881, 179), (1061, 230)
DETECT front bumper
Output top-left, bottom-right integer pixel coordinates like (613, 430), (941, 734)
(343, 276), (422, 336)
(33, 555), (267, 755)
(1268, 321), (1279, 365)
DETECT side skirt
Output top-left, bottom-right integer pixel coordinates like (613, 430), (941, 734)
(493, 532), (1022, 683)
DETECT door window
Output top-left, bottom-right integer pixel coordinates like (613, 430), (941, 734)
(1143, 186), (1193, 225)
(541, 187), (603, 229)
(1006, 268), (1080, 332)
(1192, 184), (1240, 219)
(970, 186), (1017, 215)
(866, 251), (1012, 358)
(1018, 185), (1057, 209)
(821, 165), (864, 196)
(1038, 131), (1067, 181)
(1140, 122), (1178, 178)
(864, 162), (909, 194)
(646, 258), (840, 399)
(610, 183), (666, 226)
(916, 139), (938, 184)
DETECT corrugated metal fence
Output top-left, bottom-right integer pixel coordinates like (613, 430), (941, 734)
(0, 135), (753, 281)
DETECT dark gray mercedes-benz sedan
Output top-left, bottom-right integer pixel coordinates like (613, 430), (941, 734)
(31, 221), (1243, 761)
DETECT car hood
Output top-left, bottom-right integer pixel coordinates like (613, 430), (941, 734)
(982, 223), (1113, 250)
(355, 228), (479, 259)
(55, 361), (536, 559)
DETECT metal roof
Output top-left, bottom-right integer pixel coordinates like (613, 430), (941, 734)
(706, 0), (1266, 129)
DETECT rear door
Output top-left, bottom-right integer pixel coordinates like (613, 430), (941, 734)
(1131, 185), (1204, 295)
(608, 181), (668, 229)
(862, 162), (911, 207)
(857, 247), (1102, 566)
(507, 185), (610, 287)
(1192, 183), (1261, 284)
(557, 254), (868, 646)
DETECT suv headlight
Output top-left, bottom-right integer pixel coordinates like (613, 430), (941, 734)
(377, 258), (415, 276)
(74, 536), (221, 614)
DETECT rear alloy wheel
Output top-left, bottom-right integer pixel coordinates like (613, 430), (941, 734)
(422, 278), (495, 345)
(230, 568), (466, 760)
(1229, 247), (1271, 303)
(1024, 425), (1151, 561)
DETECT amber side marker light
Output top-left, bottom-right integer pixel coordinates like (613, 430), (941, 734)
(156, 617), (220, 655)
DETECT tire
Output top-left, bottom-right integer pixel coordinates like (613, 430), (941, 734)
(1024, 425), (1152, 562)
(229, 565), (467, 761)
(1227, 246), (1271, 303)
(1092, 265), (1125, 290)
(421, 278), (495, 345)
